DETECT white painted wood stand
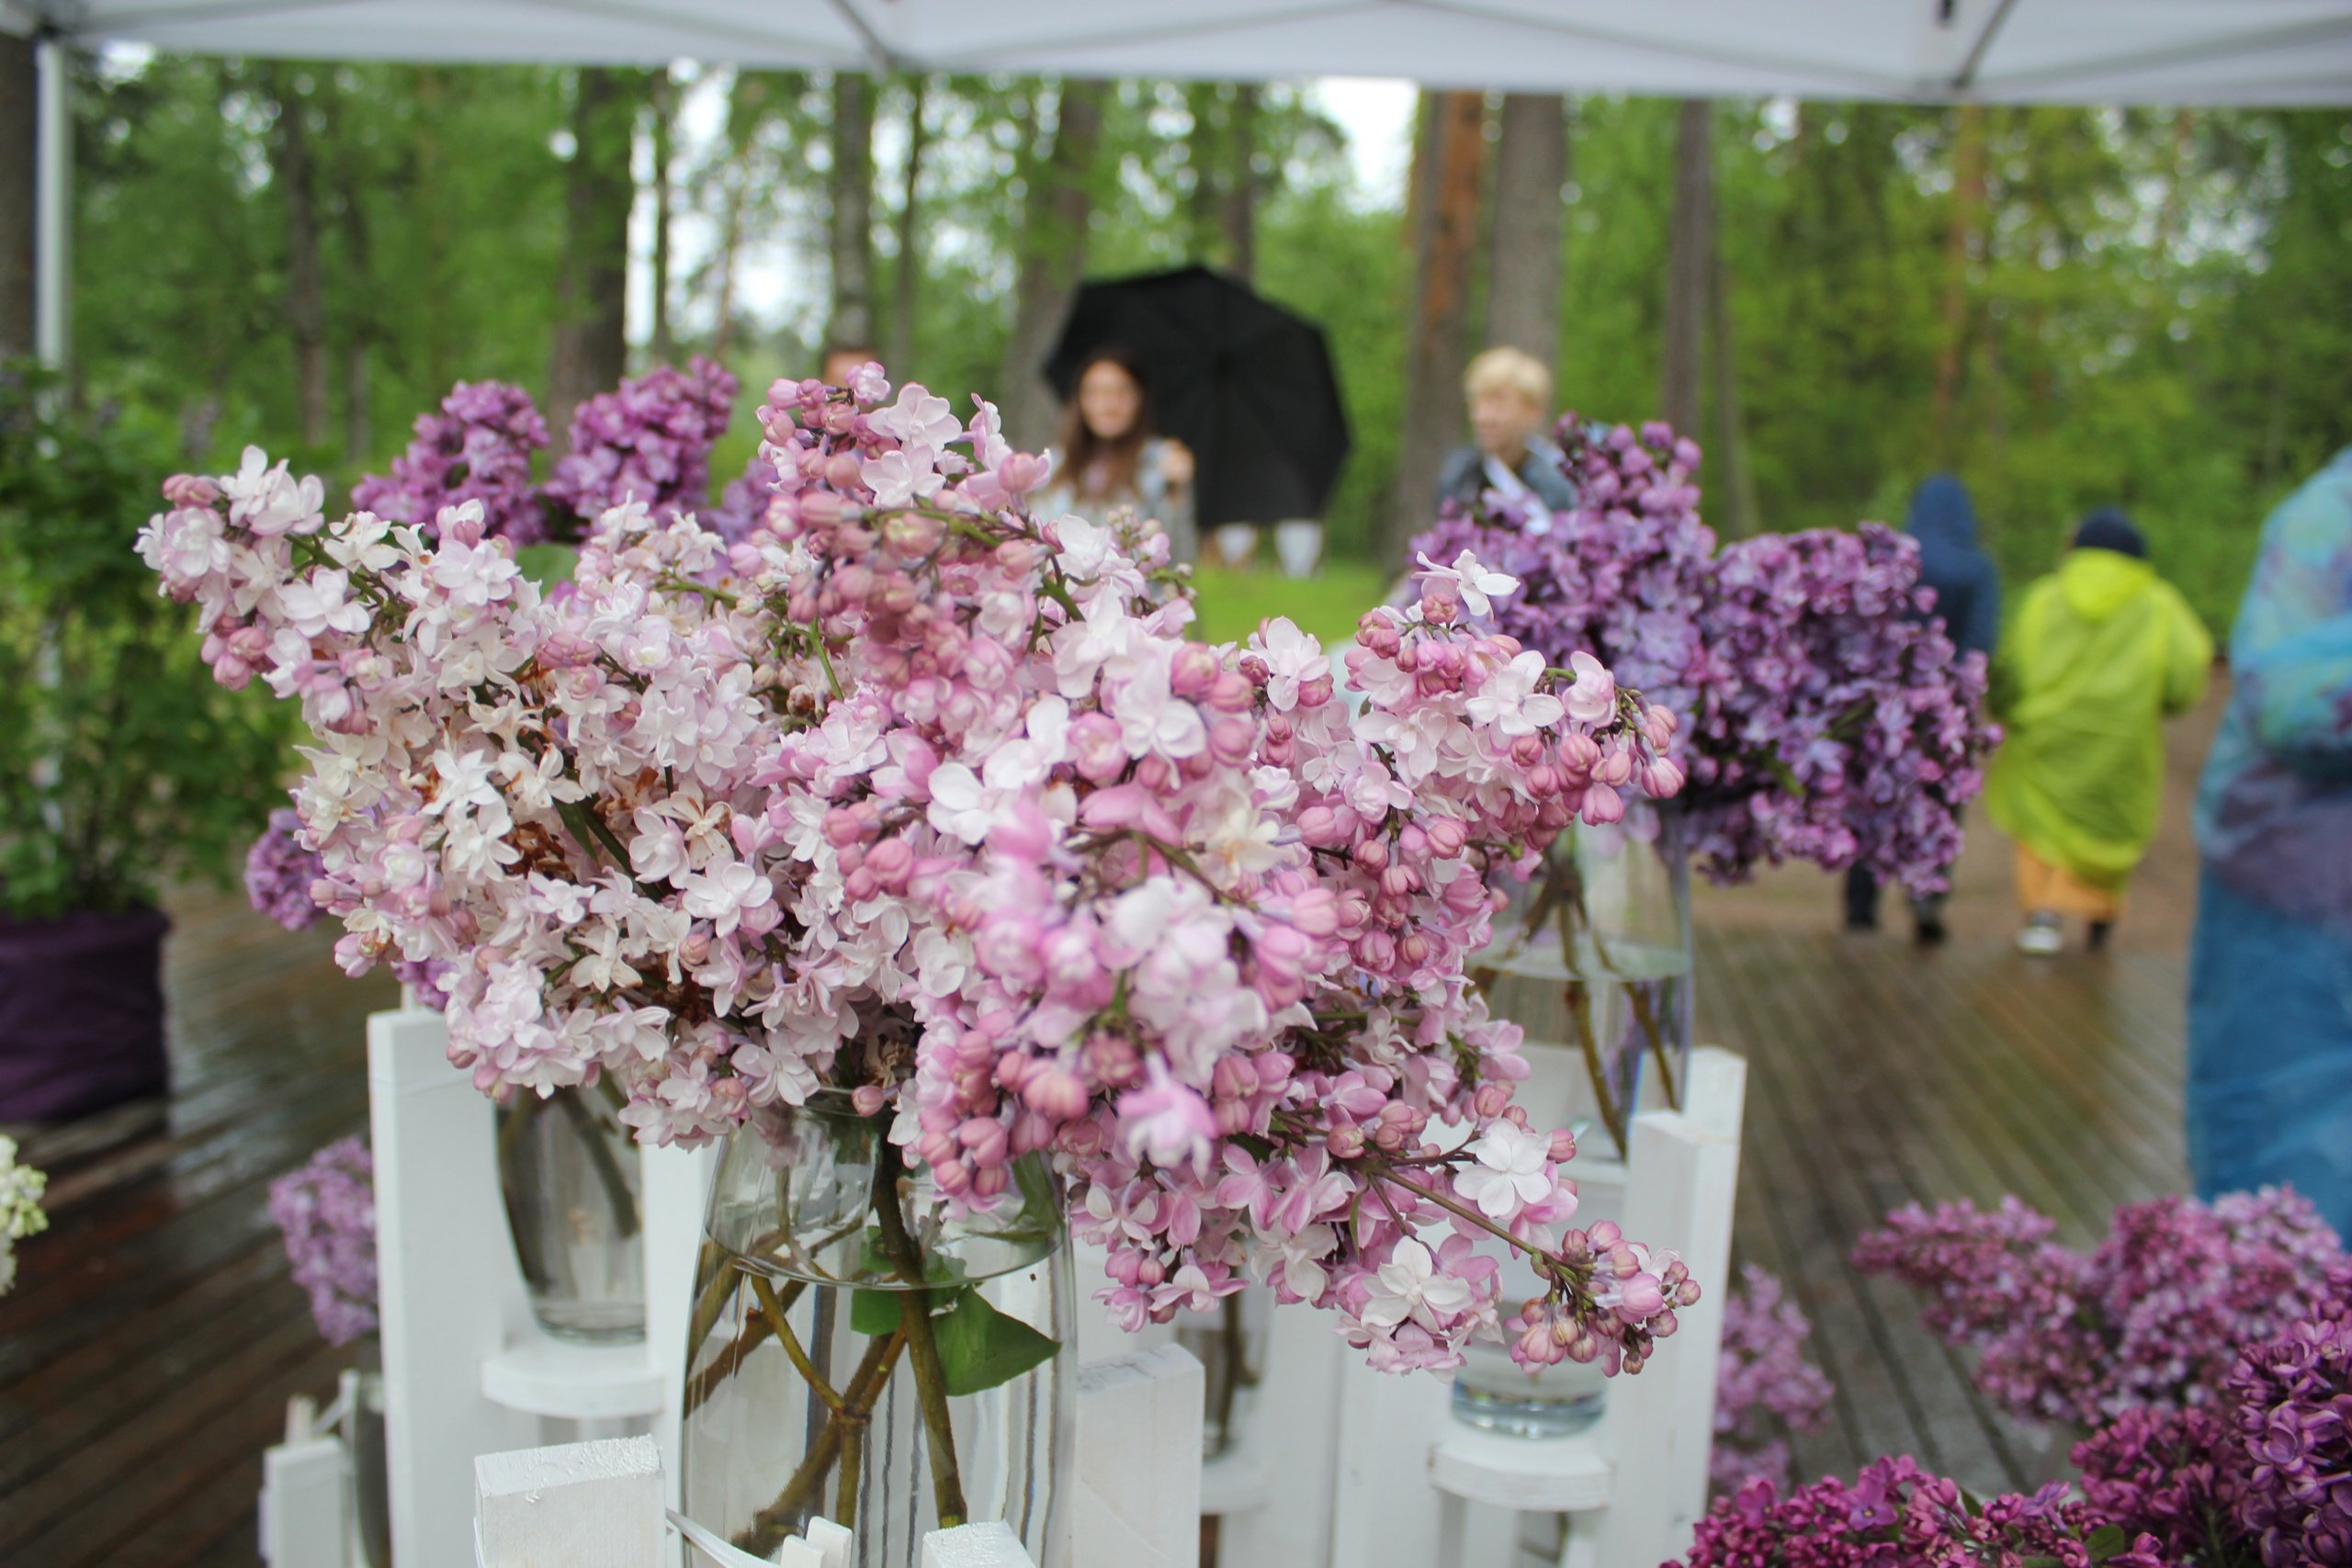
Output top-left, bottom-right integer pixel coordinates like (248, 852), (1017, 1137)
(261, 1003), (714, 1568)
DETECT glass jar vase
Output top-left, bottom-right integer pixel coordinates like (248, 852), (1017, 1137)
(680, 1097), (1072, 1567)
(495, 1082), (645, 1343)
(1474, 797), (1693, 1159)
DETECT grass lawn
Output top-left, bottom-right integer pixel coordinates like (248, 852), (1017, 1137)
(1187, 561), (1391, 648)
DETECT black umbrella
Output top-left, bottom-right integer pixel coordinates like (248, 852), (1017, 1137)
(1043, 265), (1351, 529)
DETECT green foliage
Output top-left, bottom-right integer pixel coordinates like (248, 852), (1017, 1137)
(1190, 561), (1389, 647)
(0, 367), (290, 919)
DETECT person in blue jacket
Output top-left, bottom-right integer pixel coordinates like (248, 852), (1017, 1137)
(2188, 446), (2352, 1238)
(1844, 474), (2003, 942)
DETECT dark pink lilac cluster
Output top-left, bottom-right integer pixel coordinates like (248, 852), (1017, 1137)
(350, 379), (549, 546)
(2074, 1403), (2248, 1564)
(1407, 418), (1998, 896)
(544, 355), (740, 527)
(245, 806), (325, 931)
(268, 1136), (378, 1346)
(1678, 1454), (2165, 1567)
(1695, 524), (1996, 897)
(1713, 1265), (1836, 1495)
(2227, 1262), (2352, 1566)
(1852, 1190), (2345, 1427)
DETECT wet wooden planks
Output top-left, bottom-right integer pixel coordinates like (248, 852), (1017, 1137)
(0, 885), (393, 1568)
(1703, 924), (2191, 1496)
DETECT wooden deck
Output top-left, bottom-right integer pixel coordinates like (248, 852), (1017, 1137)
(0, 692), (2222, 1562)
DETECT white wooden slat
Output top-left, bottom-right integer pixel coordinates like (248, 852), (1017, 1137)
(476, 1436), (663, 1568)
(1073, 1345), (1204, 1568)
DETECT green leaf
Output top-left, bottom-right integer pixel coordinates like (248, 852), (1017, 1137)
(851, 1283), (937, 1336)
(2082, 1525), (2128, 1563)
(930, 1288), (1060, 1396)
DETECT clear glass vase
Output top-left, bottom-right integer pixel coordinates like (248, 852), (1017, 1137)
(1474, 798), (1694, 1159)
(680, 1097), (1072, 1567)
(495, 1082), (646, 1343)
(1173, 1286), (1270, 1460)
(1454, 800), (1691, 1438)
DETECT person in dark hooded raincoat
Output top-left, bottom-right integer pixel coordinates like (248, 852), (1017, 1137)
(1844, 475), (2003, 942)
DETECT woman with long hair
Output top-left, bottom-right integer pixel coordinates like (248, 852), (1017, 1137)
(1035, 350), (1197, 562)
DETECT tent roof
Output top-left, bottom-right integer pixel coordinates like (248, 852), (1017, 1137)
(9, 0), (2352, 104)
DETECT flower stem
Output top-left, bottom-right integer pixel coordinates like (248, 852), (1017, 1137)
(871, 1137), (970, 1529)
(731, 1326), (905, 1556)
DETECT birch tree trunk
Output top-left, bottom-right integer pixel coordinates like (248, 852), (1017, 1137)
(829, 71), (876, 352)
(1486, 93), (1566, 370)
(548, 67), (639, 441)
(999, 79), (1105, 448)
(1660, 98), (1713, 439)
(1385, 90), (1488, 566)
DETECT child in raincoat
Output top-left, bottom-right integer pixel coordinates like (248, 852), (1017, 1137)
(2188, 446), (2352, 1237)
(1983, 511), (2212, 954)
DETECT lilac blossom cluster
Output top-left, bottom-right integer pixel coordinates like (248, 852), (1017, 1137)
(351, 379), (550, 546)
(268, 1136), (378, 1346)
(245, 807), (326, 931)
(1678, 1455), (2165, 1567)
(1852, 1189), (2345, 1427)
(1713, 1265), (1836, 1495)
(1695, 523), (1996, 895)
(2226, 1262), (2352, 1566)
(137, 369), (1703, 1381)
(544, 355), (740, 527)
(1408, 418), (1998, 895)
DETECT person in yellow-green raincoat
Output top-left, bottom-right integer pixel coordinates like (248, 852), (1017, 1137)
(1983, 510), (2212, 955)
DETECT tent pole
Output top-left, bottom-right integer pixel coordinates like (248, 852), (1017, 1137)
(34, 31), (67, 368)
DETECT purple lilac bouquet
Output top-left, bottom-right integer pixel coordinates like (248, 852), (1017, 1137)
(544, 355), (740, 526)
(138, 367), (1703, 1403)
(1694, 524), (1996, 895)
(245, 806), (326, 931)
(1678, 1454), (2165, 1567)
(268, 1136), (378, 1346)
(350, 379), (550, 546)
(1852, 1189), (2345, 1427)
(1713, 1265), (1836, 1495)
(1407, 417), (1997, 895)
(2226, 1263), (2352, 1565)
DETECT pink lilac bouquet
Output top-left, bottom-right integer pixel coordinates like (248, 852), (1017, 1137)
(1407, 417), (1997, 896)
(1852, 1189), (2345, 1427)
(268, 1136), (378, 1346)
(1678, 1455), (2166, 1567)
(137, 368), (1701, 1383)
(1713, 1264), (1836, 1495)
(246, 806), (326, 931)
(544, 355), (740, 528)
(351, 379), (550, 547)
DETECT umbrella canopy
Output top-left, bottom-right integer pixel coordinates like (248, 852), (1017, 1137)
(1044, 265), (1351, 528)
(14, 0), (2352, 104)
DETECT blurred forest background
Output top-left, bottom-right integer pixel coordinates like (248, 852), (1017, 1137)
(58, 57), (2352, 630)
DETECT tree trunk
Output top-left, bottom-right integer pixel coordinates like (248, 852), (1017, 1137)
(1187, 84), (1260, 279)
(999, 79), (1105, 448)
(1930, 103), (1987, 448)
(1706, 240), (1758, 536)
(267, 66), (332, 450)
(1385, 90), (1488, 564)
(0, 35), (35, 361)
(1221, 85), (1259, 281)
(828, 71), (876, 352)
(888, 77), (929, 378)
(324, 88), (374, 466)
(1486, 93), (1566, 370)
(1660, 98), (1713, 438)
(548, 67), (639, 440)
(650, 66), (676, 363)
(413, 66), (454, 392)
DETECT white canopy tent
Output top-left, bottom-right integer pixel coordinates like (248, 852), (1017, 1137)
(11, 0), (2352, 102)
(6, 0), (2351, 361)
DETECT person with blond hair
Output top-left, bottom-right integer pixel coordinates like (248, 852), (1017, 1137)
(1436, 346), (1577, 519)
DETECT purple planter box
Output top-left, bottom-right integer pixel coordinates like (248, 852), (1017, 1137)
(0, 904), (171, 1122)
